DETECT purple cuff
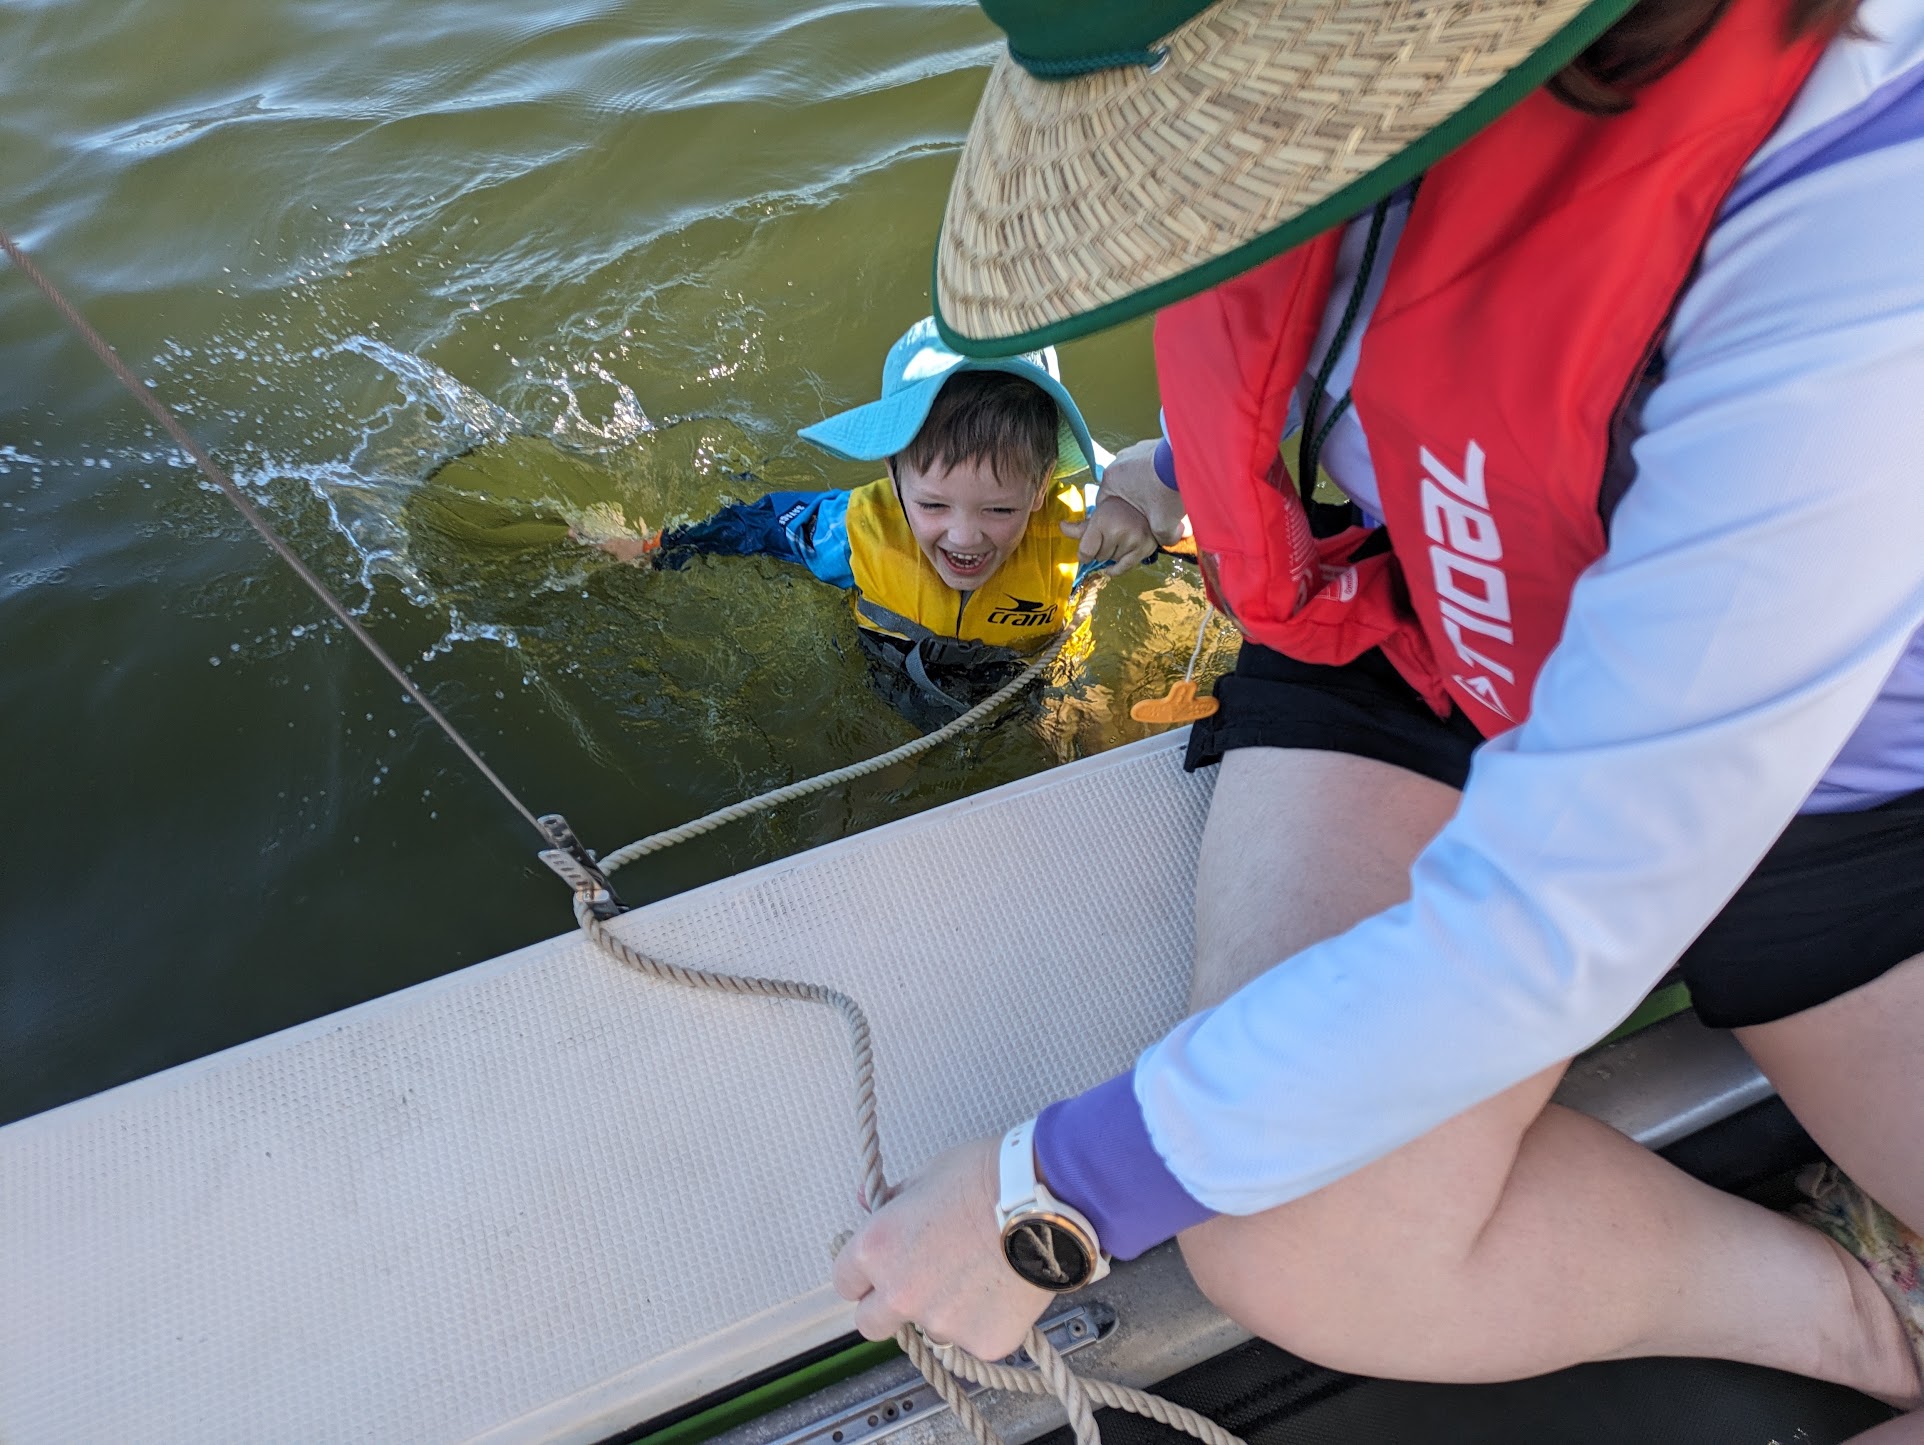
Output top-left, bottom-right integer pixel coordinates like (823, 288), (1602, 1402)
(1034, 1070), (1216, 1260)
(1152, 437), (1180, 491)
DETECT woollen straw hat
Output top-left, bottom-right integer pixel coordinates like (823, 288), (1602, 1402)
(935, 0), (1638, 356)
(798, 316), (1104, 479)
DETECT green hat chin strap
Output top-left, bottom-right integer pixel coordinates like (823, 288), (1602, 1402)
(981, 0), (1213, 77)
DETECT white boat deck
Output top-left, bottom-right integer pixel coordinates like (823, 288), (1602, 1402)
(1, 732), (1216, 1445)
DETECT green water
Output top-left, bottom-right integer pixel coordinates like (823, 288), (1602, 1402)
(0, 0), (1230, 1124)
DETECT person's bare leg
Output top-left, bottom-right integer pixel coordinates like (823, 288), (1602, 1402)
(1178, 747), (1919, 1402)
(1737, 953), (1924, 1236)
(1189, 747), (1460, 1010)
(1738, 953), (1924, 1409)
(1848, 1413), (1924, 1443)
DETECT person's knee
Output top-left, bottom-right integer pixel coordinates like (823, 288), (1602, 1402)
(1178, 1205), (1484, 1376)
(1178, 1212), (1326, 1341)
(1174, 1075), (1564, 1375)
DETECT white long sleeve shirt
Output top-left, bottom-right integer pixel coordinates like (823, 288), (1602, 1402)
(1035, 0), (1924, 1246)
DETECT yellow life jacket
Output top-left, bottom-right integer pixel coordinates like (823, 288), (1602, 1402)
(843, 475), (1084, 654)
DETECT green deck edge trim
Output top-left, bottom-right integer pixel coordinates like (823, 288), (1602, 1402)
(935, 0), (1638, 358)
(1602, 981), (1695, 1046)
(626, 1338), (902, 1445)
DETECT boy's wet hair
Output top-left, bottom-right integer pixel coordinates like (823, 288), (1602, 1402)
(896, 371), (1058, 492)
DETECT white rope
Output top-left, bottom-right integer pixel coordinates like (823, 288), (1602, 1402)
(598, 587), (1101, 875)
(1178, 605), (1216, 687)
(18, 210), (1232, 1444)
(574, 899), (1244, 1445)
(933, 1334), (1244, 1445)
(568, 593), (1245, 1445)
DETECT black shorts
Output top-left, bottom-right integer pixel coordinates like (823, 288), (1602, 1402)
(1184, 641), (1924, 1029)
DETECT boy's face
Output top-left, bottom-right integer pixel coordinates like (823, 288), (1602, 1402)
(890, 455), (1047, 592)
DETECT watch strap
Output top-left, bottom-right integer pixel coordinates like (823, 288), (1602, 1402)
(997, 1118), (1040, 1226)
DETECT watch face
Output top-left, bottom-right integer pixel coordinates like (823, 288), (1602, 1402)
(1001, 1213), (1096, 1292)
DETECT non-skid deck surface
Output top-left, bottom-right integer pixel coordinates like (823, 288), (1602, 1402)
(0, 733), (1212, 1445)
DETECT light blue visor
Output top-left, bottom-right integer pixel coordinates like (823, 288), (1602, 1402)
(798, 316), (1102, 481)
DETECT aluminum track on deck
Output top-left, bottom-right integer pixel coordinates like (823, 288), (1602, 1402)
(0, 731), (1218, 1445)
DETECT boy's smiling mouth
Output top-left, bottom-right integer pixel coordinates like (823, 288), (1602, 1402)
(939, 545), (994, 578)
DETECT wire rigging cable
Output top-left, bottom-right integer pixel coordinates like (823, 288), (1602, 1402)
(6, 224), (1232, 1445)
(0, 226), (554, 846)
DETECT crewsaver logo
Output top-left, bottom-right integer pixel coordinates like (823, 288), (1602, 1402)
(986, 596), (1058, 628)
(1419, 439), (1516, 719)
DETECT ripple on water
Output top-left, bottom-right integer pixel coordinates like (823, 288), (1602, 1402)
(0, 0), (1197, 1126)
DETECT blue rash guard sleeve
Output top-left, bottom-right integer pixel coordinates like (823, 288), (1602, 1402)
(1153, 436), (1180, 491)
(661, 489), (855, 588)
(1036, 1074), (1216, 1258)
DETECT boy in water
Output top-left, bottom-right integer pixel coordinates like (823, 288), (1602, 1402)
(615, 318), (1180, 720)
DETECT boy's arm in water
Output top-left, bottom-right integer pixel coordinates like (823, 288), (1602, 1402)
(655, 489), (857, 587)
(1060, 439), (1187, 577)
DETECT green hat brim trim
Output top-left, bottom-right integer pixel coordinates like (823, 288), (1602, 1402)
(934, 0), (1637, 358)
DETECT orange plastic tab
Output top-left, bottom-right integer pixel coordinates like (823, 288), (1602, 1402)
(1131, 679), (1219, 725)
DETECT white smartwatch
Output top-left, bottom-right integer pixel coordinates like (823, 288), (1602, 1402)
(995, 1118), (1111, 1293)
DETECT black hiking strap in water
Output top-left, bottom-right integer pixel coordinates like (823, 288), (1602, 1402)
(853, 589), (939, 644)
(903, 641), (971, 713)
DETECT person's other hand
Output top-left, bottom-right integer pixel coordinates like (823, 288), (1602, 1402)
(1062, 494), (1161, 577)
(1086, 438), (1187, 547)
(831, 1135), (1051, 1360)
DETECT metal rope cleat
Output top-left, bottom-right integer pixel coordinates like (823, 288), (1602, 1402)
(537, 813), (626, 919)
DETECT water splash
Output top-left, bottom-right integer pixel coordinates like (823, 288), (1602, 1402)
(420, 608), (523, 663)
(313, 336), (527, 603)
(548, 358), (653, 450)
(336, 334), (518, 448)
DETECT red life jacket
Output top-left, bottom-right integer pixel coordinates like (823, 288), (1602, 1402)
(1156, 0), (1824, 736)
